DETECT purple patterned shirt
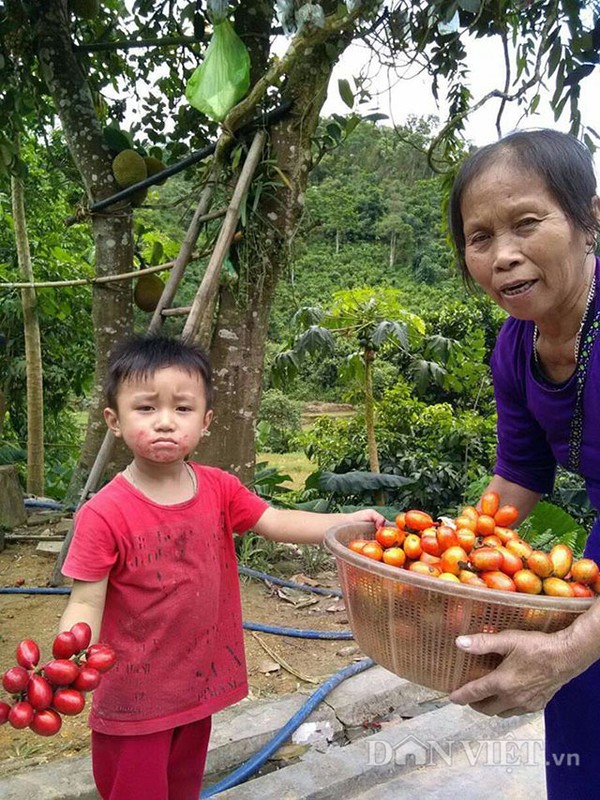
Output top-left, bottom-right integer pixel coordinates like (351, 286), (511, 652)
(490, 257), (600, 511)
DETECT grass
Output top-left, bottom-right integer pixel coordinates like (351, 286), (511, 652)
(257, 451), (315, 490)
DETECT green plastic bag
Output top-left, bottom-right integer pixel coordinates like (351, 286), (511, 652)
(185, 18), (250, 123)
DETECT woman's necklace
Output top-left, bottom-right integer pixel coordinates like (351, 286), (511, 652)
(533, 274), (597, 367)
(125, 462), (197, 494)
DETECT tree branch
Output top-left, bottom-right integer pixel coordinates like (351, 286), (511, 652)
(74, 36), (201, 53)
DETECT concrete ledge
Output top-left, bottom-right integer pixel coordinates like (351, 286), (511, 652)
(0, 666), (478, 800)
(0, 666), (426, 799)
(215, 704), (543, 799)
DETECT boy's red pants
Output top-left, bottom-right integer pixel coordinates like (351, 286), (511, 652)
(92, 716), (212, 800)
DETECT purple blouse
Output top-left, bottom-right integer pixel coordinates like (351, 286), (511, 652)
(490, 257), (600, 511)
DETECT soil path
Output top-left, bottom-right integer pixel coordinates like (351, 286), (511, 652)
(0, 530), (358, 777)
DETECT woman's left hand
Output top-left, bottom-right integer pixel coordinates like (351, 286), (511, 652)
(448, 628), (577, 717)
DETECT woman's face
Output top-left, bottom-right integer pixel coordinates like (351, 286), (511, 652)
(461, 160), (591, 322)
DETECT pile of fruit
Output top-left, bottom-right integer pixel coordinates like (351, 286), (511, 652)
(348, 491), (600, 597)
(0, 623), (116, 736)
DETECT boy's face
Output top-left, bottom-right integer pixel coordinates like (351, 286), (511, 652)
(103, 366), (213, 464)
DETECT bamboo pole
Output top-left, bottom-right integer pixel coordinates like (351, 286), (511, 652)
(0, 257), (198, 291)
(182, 130), (266, 342)
(49, 164), (222, 584)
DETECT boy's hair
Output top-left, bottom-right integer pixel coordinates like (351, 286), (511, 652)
(104, 335), (213, 409)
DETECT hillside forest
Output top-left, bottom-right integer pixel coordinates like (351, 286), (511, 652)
(0, 115), (594, 553)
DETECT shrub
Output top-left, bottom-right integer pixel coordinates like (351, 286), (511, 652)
(258, 389), (302, 453)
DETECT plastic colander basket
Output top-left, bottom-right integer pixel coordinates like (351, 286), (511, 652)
(325, 522), (594, 693)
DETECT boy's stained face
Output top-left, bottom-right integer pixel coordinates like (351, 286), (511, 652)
(103, 367), (213, 464)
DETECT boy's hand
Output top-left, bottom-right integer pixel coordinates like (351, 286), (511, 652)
(255, 507), (386, 545)
(341, 508), (387, 529)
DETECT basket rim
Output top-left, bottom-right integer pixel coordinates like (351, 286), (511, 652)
(324, 522), (595, 614)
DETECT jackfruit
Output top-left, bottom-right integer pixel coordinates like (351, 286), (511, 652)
(70, 0), (100, 19)
(144, 156), (168, 185)
(130, 188), (148, 208)
(112, 149), (147, 188)
(134, 274), (164, 312)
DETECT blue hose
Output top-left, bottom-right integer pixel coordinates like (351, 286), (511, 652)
(0, 587), (72, 595)
(0, 588), (353, 637)
(238, 566), (343, 598)
(243, 622), (352, 639)
(23, 498), (66, 510)
(200, 657), (374, 798)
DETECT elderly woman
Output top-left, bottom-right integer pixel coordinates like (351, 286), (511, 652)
(446, 129), (600, 799)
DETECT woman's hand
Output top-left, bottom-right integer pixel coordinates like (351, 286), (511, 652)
(448, 628), (578, 717)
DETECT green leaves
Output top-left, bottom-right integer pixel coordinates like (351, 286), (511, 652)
(371, 320), (409, 350)
(520, 501), (587, 555)
(294, 325), (336, 357)
(102, 125), (134, 154)
(338, 78), (355, 109)
(318, 470), (413, 494)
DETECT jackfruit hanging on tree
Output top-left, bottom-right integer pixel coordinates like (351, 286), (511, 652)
(134, 274), (165, 312)
(112, 149), (148, 188)
(69, 0), (100, 20)
(144, 156), (168, 185)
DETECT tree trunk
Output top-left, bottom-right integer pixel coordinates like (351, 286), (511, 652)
(200, 6), (352, 482)
(389, 231), (396, 269)
(200, 27), (345, 478)
(35, 1), (134, 503)
(0, 388), (6, 439)
(199, 286), (273, 484)
(11, 170), (44, 495)
(363, 350), (380, 474)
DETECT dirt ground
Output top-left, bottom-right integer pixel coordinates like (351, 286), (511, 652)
(0, 518), (360, 778)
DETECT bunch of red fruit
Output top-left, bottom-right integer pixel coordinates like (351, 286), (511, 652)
(0, 623), (116, 736)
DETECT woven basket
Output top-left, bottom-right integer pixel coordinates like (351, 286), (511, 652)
(325, 522), (593, 693)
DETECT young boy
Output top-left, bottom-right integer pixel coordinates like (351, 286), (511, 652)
(60, 335), (384, 800)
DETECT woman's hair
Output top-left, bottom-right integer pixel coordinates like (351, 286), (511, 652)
(448, 129), (599, 280)
(104, 335), (213, 409)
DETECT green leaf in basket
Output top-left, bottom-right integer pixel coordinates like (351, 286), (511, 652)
(519, 501), (587, 555)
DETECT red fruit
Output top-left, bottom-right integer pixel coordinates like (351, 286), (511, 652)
(0, 701), (11, 725)
(16, 639), (40, 669)
(85, 645), (117, 674)
(480, 490), (500, 517)
(494, 505), (519, 528)
(375, 526), (399, 549)
(52, 688), (86, 716)
(420, 532), (443, 557)
(72, 666), (102, 693)
(43, 659), (80, 686)
(30, 708), (62, 737)
(482, 570), (516, 592)
(571, 582), (594, 598)
(571, 559), (600, 586)
(470, 546), (503, 573)
(52, 631), (78, 660)
(8, 701), (34, 729)
(404, 509), (434, 531)
(2, 666), (30, 694)
(70, 622), (92, 652)
(27, 675), (54, 711)
(437, 525), (459, 551)
(361, 541), (383, 561)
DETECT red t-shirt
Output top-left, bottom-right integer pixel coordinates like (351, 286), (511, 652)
(62, 462), (269, 736)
